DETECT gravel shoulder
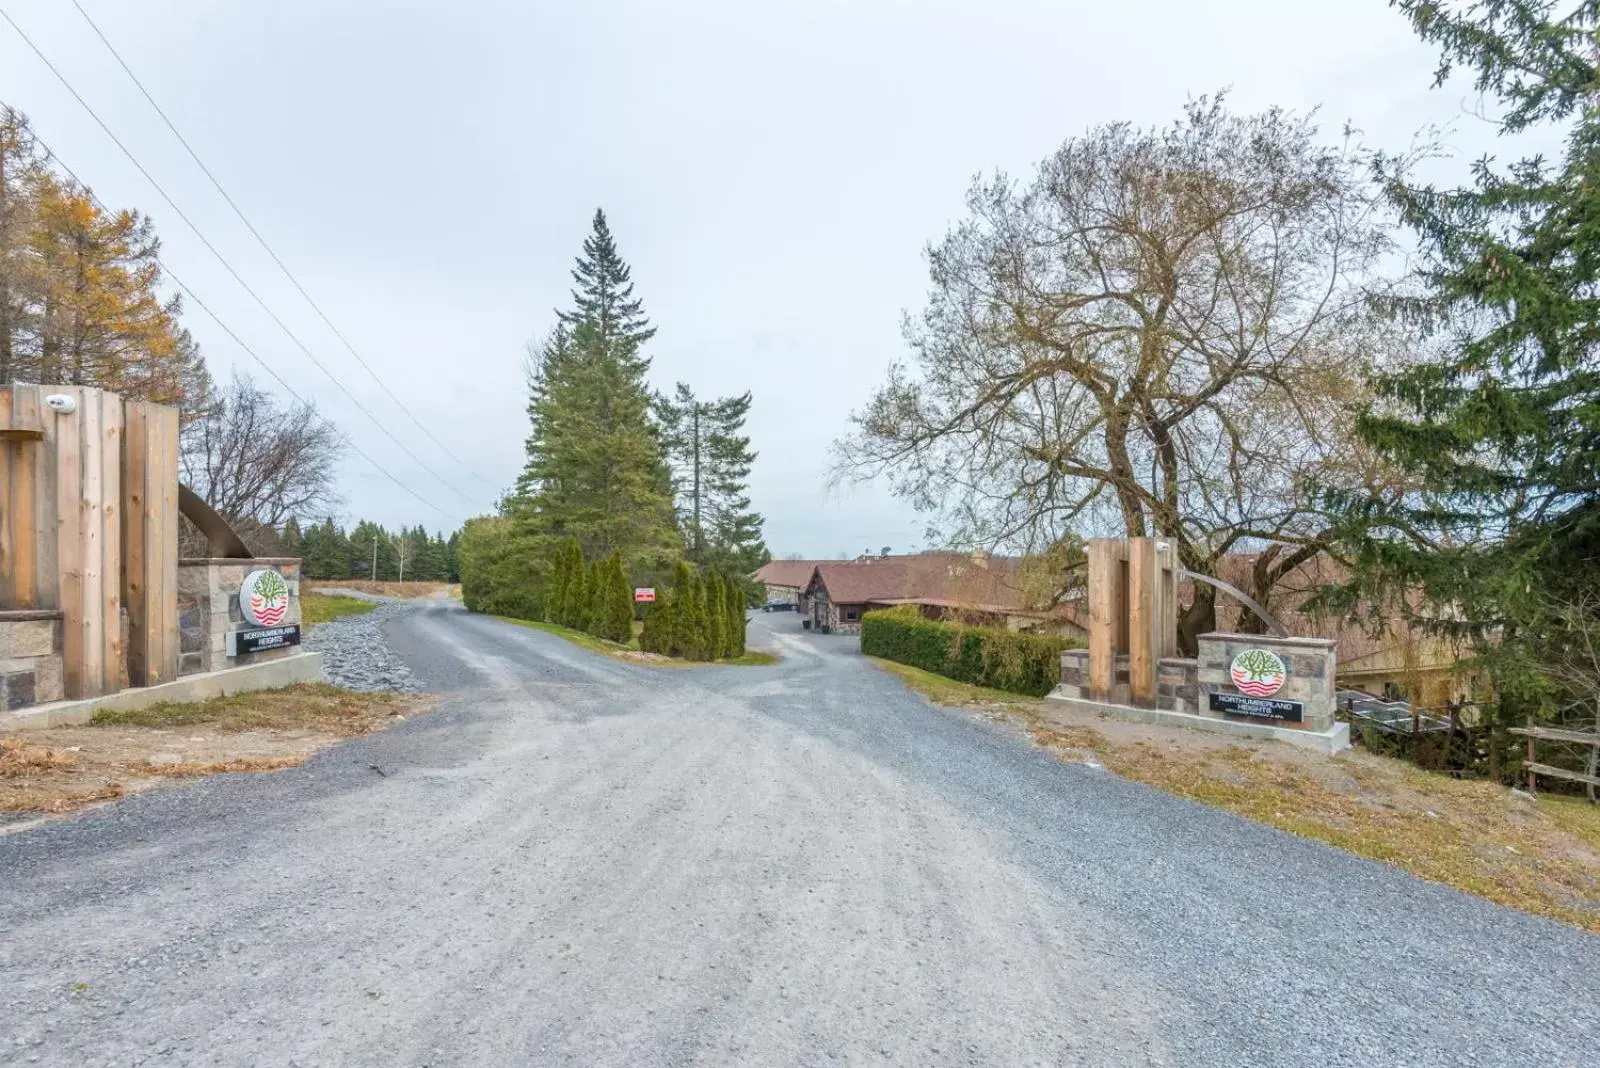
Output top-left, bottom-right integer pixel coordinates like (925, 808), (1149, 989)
(0, 605), (1594, 1066)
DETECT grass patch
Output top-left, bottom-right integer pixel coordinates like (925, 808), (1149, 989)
(302, 592), (377, 628)
(304, 580), (458, 599)
(872, 657), (1600, 933)
(500, 616), (778, 668)
(90, 683), (417, 736)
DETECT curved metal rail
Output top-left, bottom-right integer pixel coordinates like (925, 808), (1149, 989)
(1179, 568), (1289, 638)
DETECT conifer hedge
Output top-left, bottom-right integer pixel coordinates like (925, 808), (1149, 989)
(859, 605), (1073, 697)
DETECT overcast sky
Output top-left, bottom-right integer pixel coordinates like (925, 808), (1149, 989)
(0, 0), (1503, 556)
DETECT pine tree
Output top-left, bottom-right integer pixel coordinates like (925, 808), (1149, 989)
(656, 384), (768, 572)
(1330, 1), (1600, 774)
(280, 517), (303, 559)
(513, 212), (678, 569)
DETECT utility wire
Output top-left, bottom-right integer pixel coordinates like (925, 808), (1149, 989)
(21, 126), (464, 525)
(67, 0), (500, 492)
(1, 6), (480, 509)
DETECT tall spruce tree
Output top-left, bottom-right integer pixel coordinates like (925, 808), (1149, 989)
(1331, 0), (1600, 774)
(657, 383), (768, 573)
(514, 212), (678, 568)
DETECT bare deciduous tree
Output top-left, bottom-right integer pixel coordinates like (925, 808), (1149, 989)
(181, 370), (343, 531)
(835, 97), (1407, 653)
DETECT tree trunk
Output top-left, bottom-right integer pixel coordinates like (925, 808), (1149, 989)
(1177, 586), (1216, 658)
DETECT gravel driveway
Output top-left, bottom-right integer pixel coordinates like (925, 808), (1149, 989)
(1, 603), (1594, 1066)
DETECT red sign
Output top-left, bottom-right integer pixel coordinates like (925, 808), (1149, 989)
(634, 588), (656, 603)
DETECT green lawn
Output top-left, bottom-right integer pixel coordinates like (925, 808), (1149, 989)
(301, 592), (377, 629)
(498, 616), (777, 667)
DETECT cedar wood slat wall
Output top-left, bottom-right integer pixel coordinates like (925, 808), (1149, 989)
(0, 385), (177, 699)
(122, 401), (180, 686)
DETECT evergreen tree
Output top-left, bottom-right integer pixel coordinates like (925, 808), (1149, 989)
(656, 383), (768, 573)
(666, 559), (695, 657)
(513, 212), (678, 569)
(681, 568), (710, 661)
(725, 575), (746, 657)
(707, 572), (729, 659)
(557, 209), (657, 352)
(279, 518), (303, 559)
(1331, 0), (1600, 773)
(545, 538), (574, 624)
(604, 551), (635, 644)
(445, 530), (462, 583)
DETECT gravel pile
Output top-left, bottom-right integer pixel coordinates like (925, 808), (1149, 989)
(305, 599), (423, 693)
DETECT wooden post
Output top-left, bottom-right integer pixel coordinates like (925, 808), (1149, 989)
(1526, 714), (1537, 796)
(122, 400), (179, 686)
(1087, 538), (1128, 699)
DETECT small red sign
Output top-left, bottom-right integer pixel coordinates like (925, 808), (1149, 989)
(634, 588), (656, 603)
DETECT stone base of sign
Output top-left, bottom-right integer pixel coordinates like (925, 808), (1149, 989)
(0, 610), (66, 710)
(178, 558), (302, 676)
(1044, 693), (1351, 755)
(0, 651), (325, 732)
(1054, 632), (1347, 754)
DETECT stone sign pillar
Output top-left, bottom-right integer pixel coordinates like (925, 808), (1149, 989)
(1197, 632), (1338, 734)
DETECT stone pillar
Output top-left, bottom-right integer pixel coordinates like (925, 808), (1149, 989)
(177, 559), (303, 677)
(1197, 632), (1337, 732)
(0, 610), (66, 708)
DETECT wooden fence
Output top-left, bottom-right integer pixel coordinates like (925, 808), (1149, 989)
(0, 384), (179, 699)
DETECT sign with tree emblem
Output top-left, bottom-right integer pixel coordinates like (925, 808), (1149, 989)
(1229, 648), (1286, 697)
(240, 569), (290, 627)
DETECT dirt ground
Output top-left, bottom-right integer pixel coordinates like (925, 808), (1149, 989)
(1, 685), (432, 828)
(873, 658), (1600, 932)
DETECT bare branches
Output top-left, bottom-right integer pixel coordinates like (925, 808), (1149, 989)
(180, 370), (342, 528)
(836, 96), (1404, 608)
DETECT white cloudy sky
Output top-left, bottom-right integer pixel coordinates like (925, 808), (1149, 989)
(0, 0), (1506, 555)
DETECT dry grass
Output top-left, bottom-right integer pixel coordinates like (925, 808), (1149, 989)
(90, 683), (417, 736)
(1, 737), (80, 775)
(2, 685), (432, 820)
(872, 657), (1600, 933)
(304, 580), (458, 599)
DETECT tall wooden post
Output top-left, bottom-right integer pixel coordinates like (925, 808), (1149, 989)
(122, 401), (180, 686)
(1087, 538), (1129, 699)
(1127, 537), (1179, 705)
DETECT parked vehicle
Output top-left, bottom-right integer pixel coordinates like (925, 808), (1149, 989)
(763, 600), (796, 612)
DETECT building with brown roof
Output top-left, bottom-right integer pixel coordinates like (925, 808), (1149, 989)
(797, 551), (1086, 636)
(752, 559), (828, 606)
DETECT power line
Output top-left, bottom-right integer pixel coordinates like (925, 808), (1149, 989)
(21, 125), (464, 526)
(67, 0), (501, 492)
(1, 5), (481, 509)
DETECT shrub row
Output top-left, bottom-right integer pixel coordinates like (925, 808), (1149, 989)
(859, 605), (1073, 698)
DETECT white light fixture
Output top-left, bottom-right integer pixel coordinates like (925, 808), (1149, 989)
(44, 394), (77, 414)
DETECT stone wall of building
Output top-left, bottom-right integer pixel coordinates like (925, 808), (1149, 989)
(0, 611), (64, 709)
(177, 559), (303, 677)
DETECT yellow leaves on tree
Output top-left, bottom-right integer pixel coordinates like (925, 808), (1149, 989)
(1, 105), (209, 411)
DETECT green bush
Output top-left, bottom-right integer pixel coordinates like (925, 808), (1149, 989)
(860, 605), (1072, 697)
(458, 517), (545, 621)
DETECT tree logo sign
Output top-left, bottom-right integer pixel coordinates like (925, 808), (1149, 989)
(1229, 648), (1286, 697)
(240, 569), (290, 627)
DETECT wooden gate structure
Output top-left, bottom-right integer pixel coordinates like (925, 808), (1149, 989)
(0, 383), (180, 700)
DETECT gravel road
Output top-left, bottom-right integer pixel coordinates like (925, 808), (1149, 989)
(2, 603), (1595, 1066)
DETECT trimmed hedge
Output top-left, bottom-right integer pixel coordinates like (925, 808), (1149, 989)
(860, 605), (1074, 698)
